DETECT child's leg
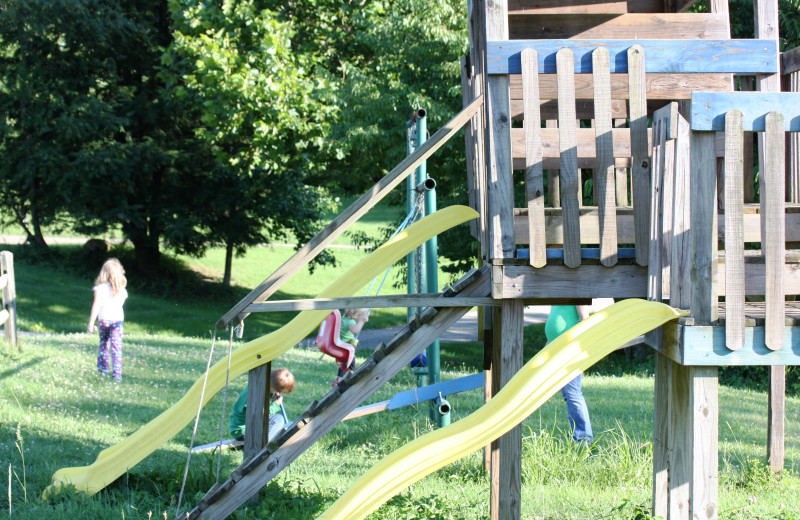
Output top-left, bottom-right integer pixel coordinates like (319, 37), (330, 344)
(97, 321), (111, 374)
(108, 321), (124, 380)
(267, 413), (286, 443)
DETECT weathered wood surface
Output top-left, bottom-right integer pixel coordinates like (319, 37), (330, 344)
(724, 111), (745, 350)
(691, 92), (800, 131)
(522, 48), (546, 268)
(245, 295), (497, 313)
(507, 13), (730, 40)
(763, 112), (785, 350)
(556, 49), (581, 268)
(490, 300), (524, 520)
(510, 205), (800, 244)
(0, 252), (16, 349)
(628, 46), (650, 266)
(593, 48), (617, 267)
(647, 109), (666, 300)
(783, 46), (800, 75)
(488, 39), (779, 75)
(217, 96), (483, 328)
(508, 0), (664, 14)
(690, 130), (719, 325)
(671, 115), (693, 311)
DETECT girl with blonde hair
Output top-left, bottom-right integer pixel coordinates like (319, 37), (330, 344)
(88, 258), (128, 382)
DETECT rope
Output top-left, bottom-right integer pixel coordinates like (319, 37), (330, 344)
(175, 325), (221, 519)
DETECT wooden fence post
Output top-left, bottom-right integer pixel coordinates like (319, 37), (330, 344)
(0, 251), (18, 350)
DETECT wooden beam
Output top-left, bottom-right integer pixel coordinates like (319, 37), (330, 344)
(244, 295), (497, 313)
(510, 73), (735, 102)
(691, 92), (800, 131)
(490, 300), (524, 520)
(507, 13), (730, 40)
(690, 131), (718, 325)
(217, 96), (483, 328)
(656, 322), (800, 366)
(782, 46), (800, 75)
(487, 39), (779, 75)
(508, 0), (664, 14)
(497, 264), (648, 299)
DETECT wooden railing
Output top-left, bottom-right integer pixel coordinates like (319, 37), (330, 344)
(483, 39), (779, 268)
(649, 93), (800, 351)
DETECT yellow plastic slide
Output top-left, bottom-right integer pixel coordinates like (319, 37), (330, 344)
(46, 205), (478, 497)
(318, 298), (687, 520)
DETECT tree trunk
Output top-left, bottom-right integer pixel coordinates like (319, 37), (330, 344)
(223, 240), (234, 287)
(131, 230), (161, 277)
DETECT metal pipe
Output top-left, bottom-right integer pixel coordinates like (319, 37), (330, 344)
(434, 392), (451, 426)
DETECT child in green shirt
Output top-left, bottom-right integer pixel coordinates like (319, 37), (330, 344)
(229, 367), (295, 442)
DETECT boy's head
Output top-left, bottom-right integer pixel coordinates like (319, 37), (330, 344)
(271, 368), (295, 394)
(344, 308), (368, 321)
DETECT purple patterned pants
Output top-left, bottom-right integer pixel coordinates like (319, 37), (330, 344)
(97, 320), (124, 379)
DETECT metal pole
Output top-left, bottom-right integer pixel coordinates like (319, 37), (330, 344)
(406, 117), (418, 321)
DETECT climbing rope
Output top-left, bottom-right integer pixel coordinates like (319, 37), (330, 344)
(174, 324), (226, 520)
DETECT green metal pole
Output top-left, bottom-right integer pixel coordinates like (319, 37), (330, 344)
(415, 110), (447, 427)
(406, 117), (418, 322)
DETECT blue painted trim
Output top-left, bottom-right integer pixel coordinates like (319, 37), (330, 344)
(516, 248), (637, 260)
(387, 373), (484, 410)
(679, 325), (800, 366)
(690, 92), (800, 131)
(487, 39), (778, 75)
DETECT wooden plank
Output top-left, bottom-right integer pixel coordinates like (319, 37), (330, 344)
(217, 96), (483, 328)
(0, 252), (16, 349)
(507, 13), (730, 40)
(0, 274), (7, 291)
(467, 0), (488, 253)
(490, 300), (524, 520)
(717, 261), (800, 297)
(764, 112), (786, 350)
(660, 322), (800, 366)
(657, 104), (679, 299)
(671, 115), (693, 310)
(462, 57), (479, 240)
(508, 0), (664, 14)
(244, 362), (270, 504)
(628, 46), (650, 266)
(789, 71), (800, 204)
(690, 131), (719, 325)
(522, 48), (546, 268)
(509, 73), (734, 103)
(647, 114), (665, 300)
(691, 367), (719, 519)
(487, 39), (779, 75)
(545, 120), (560, 208)
(498, 264), (648, 299)
(783, 47), (800, 75)
(486, 74), (515, 260)
(652, 353), (670, 518)
(511, 127), (647, 160)
(724, 110), (746, 350)
(593, 48), (618, 267)
(245, 295), (496, 313)
(615, 119), (630, 206)
(0, 309), (9, 326)
(691, 92), (800, 131)
(512, 205), (800, 244)
(666, 361), (691, 518)
(557, 48), (582, 268)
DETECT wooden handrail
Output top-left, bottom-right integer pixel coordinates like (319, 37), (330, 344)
(217, 95), (485, 328)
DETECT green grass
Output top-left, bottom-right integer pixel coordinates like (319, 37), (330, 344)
(3, 331), (800, 519)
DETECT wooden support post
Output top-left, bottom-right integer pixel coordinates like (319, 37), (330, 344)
(484, 0), (514, 263)
(489, 300), (523, 520)
(244, 361), (271, 504)
(0, 252), (17, 350)
(482, 306), (494, 473)
(667, 364), (719, 520)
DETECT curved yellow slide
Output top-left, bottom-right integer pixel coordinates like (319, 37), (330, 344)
(318, 299), (687, 520)
(46, 205), (478, 497)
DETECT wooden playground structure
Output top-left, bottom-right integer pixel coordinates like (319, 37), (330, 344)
(186, 0), (800, 518)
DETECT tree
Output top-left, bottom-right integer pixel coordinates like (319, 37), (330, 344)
(162, 0), (338, 285)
